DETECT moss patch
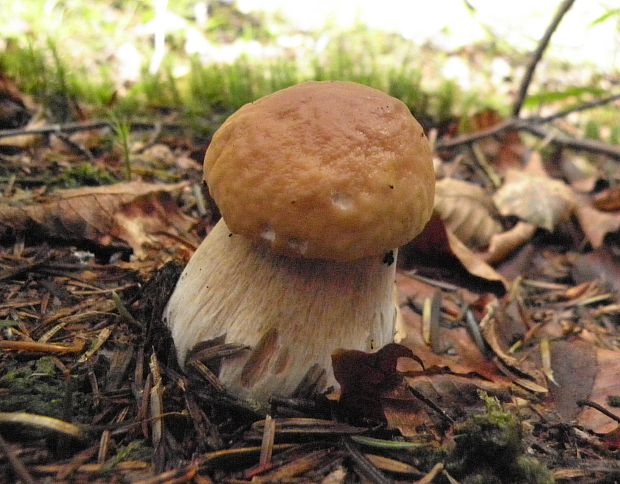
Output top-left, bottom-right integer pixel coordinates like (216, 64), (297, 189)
(448, 392), (553, 484)
(0, 357), (91, 422)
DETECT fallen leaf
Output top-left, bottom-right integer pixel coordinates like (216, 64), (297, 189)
(574, 197), (620, 248)
(135, 144), (176, 167)
(446, 229), (508, 288)
(482, 222), (537, 265)
(396, 293), (504, 384)
(478, 298), (547, 391)
(463, 109), (525, 174)
(0, 181), (196, 259)
(434, 178), (502, 249)
(400, 217), (508, 290)
(493, 155), (576, 231)
(593, 185), (620, 212)
(332, 343), (416, 421)
(576, 347), (620, 434)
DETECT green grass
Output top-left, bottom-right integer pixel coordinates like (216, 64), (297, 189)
(0, 22), (499, 138)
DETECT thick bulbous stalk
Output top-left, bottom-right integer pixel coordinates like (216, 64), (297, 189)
(164, 219), (398, 405)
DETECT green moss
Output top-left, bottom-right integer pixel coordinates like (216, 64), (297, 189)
(448, 392), (553, 484)
(56, 162), (117, 188)
(103, 440), (153, 471)
(513, 456), (554, 484)
(0, 358), (91, 422)
(608, 395), (620, 407)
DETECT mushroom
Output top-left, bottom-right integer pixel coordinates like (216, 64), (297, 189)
(164, 81), (435, 406)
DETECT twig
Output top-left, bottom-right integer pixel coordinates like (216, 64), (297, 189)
(534, 92), (620, 123)
(577, 400), (620, 423)
(436, 118), (620, 160)
(0, 432), (35, 484)
(0, 121), (110, 139)
(407, 387), (455, 424)
(466, 143), (502, 188)
(521, 124), (620, 160)
(0, 120), (183, 140)
(512, 0), (577, 116)
(435, 119), (517, 150)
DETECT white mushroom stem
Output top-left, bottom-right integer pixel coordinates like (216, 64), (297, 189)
(163, 219), (398, 405)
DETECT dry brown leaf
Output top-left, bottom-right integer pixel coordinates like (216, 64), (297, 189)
(434, 178), (502, 249)
(574, 196), (620, 249)
(576, 347), (620, 434)
(593, 185), (620, 212)
(479, 298), (547, 391)
(445, 229), (508, 288)
(0, 181), (195, 258)
(541, 339), (620, 434)
(493, 155), (576, 231)
(481, 222), (537, 265)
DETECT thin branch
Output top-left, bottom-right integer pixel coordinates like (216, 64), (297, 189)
(520, 124), (620, 160)
(534, 92), (620, 123)
(435, 119), (517, 150)
(512, 0), (577, 117)
(0, 120), (183, 139)
(577, 400), (620, 423)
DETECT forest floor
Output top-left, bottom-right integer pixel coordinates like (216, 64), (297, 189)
(1, 2), (620, 483)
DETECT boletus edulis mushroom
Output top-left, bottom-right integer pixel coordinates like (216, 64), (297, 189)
(164, 81), (435, 406)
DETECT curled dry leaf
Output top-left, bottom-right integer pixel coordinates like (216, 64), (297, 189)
(331, 343), (416, 421)
(574, 196), (620, 248)
(0, 181), (196, 259)
(493, 155), (576, 231)
(400, 217), (508, 289)
(445, 229), (508, 288)
(482, 222), (537, 265)
(593, 185), (620, 212)
(478, 298), (547, 392)
(434, 178), (502, 249)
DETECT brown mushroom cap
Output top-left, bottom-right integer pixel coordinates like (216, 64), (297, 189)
(204, 80), (435, 261)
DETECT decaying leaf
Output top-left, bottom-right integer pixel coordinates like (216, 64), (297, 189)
(400, 217), (508, 289)
(0, 181), (196, 259)
(434, 178), (502, 249)
(332, 343), (417, 421)
(574, 196), (620, 248)
(545, 338), (596, 422)
(482, 222), (537, 265)
(478, 298), (547, 392)
(576, 347), (620, 434)
(445, 229), (508, 288)
(493, 155), (576, 231)
(593, 185), (620, 212)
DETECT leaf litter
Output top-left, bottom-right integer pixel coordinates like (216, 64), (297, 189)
(1, 58), (620, 484)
